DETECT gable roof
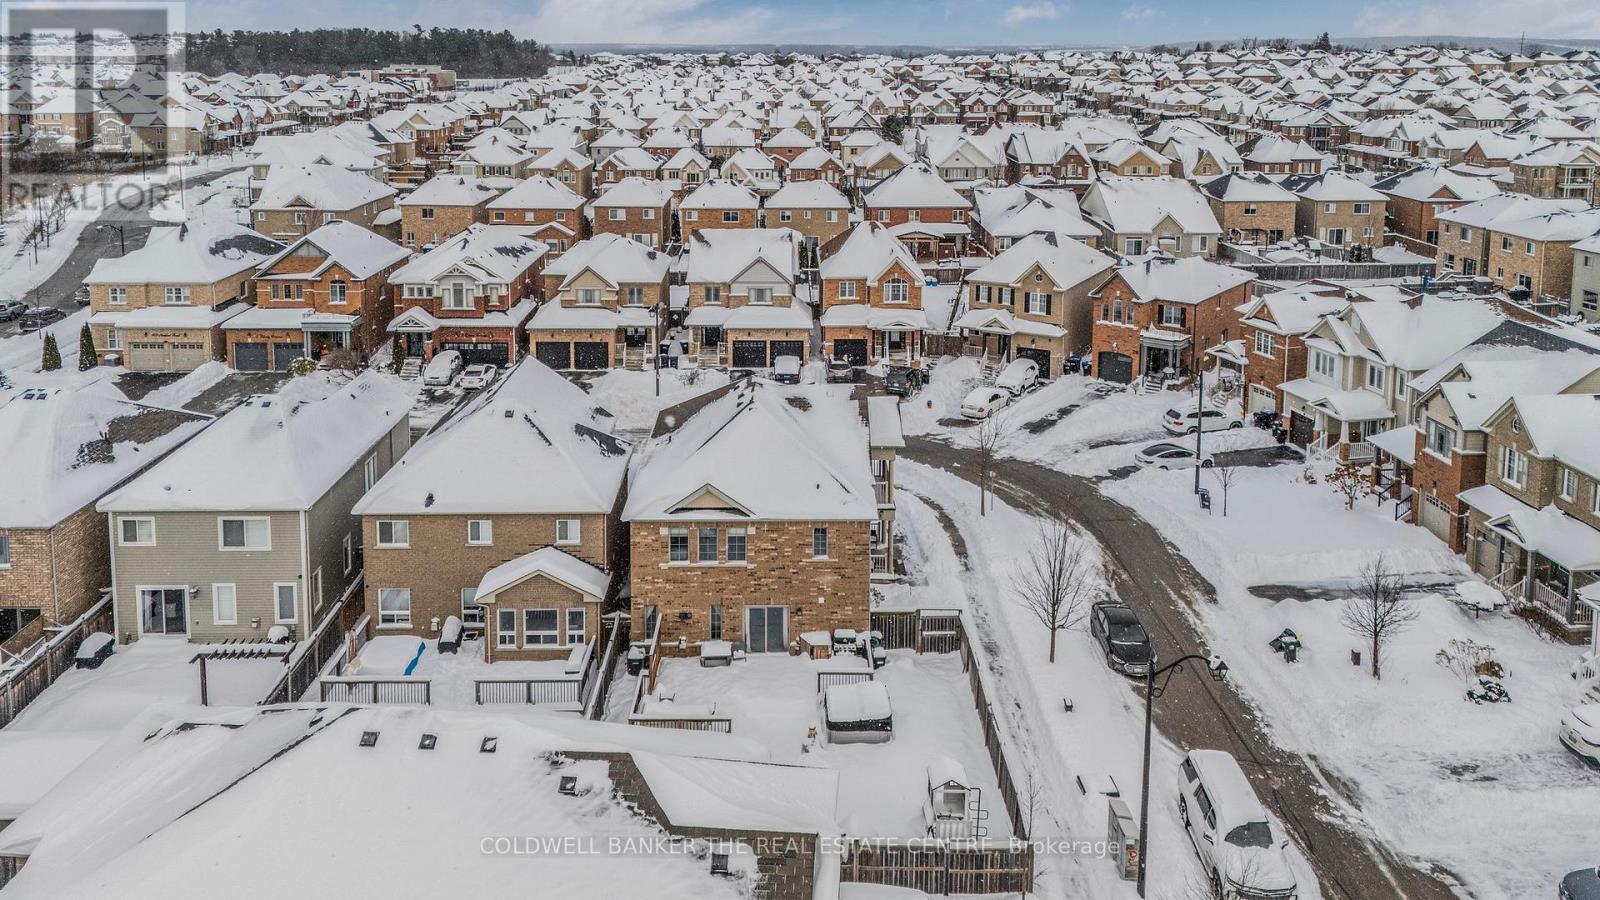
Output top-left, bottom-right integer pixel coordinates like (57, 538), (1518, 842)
(256, 220), (409, 280)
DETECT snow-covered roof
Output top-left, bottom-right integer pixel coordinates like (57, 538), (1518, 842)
(1102, 254), (1255, 304)
(85, 223), (284, 287)
(819, 222), (920, 284)
(475, 545), (610, 600)
(863, 162), (971, 209)
(680, 178), (759, 210)
(250, 163), (396, 211)
(396, 174), (505, 207)
(1081, 175), (1221, 235)
(486, 174), (586, 210)
(255, 220), (409, 280)
(967, 232), (1114, 289)
(545, 233), (670, 289)
(390, 225), (549, 285)
(685, 228), (799, 285)
(764, 179), (850, 209)
(591, 176), (674, 208)
(98, 373), (410, 513)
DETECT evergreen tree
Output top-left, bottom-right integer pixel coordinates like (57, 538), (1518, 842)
(390, 334), (407, 374)
(881, 114), (906, 144)
(1313, 32), (1333, 52)
(41, 333), (61, 371)
(78, 323), (96, 370)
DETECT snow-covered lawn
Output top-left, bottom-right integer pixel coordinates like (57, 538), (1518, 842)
(649, 651), (1008, 839)
(351, 636), (583, 711)
(576, 367), (733, 434)
(1103, 461), (1600, 897)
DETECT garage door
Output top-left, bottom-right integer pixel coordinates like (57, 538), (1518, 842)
(272, 343), (303, 371)
(833, 339), (868, 366)
(769, 340), (805, 366)
(573, 341), (609, 370)
(127, 341), (167, 371)
(731, 340), (767, 368)
(233, 342), (268, 372)
(1419, 493), (1452, 543)
(1015, 347), (1052, 377)
(440, 341), (509, 366)
(1289, 411), (1314, 448)
(535, 341), (572, 370)
(170, 342), (209, 371)
(1096, 351), (1133, 384)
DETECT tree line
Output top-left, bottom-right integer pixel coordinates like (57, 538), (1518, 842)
(183, 27), (561, 78)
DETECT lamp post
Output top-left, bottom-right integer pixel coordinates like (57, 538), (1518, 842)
(96, 222), (126, 256)
(1193, 366), (1204, 495)
(1136, 652), (1229, 898)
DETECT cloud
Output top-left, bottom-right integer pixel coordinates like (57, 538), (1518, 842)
(1119, 4), (1156, 19)
(1354, 0), (1600, 38)
(1003, 2), (1059, 25)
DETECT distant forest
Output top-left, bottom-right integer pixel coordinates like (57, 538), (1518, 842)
(184, 27), (566, 78)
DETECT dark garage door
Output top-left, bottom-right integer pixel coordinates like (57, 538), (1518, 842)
(233, 342), (268, 372)
(573, 341), (609, 370)
(833, 339), (868, 366)
(535, 341), (572, 370)
(441, 341), (509, 367)
(732, 340), (767, 368)
(1015, 347), (1052, 377)
(769, 340), (805, 366)
(1097, 351), (1133, 384)
(1289, 411), (1314, 448)
(272, 343), (304, 371)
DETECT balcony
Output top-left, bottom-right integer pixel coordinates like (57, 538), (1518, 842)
(873, 481), (893, 507)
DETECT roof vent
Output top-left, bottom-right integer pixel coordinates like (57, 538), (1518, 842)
(424, 492), (435, 508)
(558, 775), (580, 795)
(418, 733), (438, 750)
(480, 736), (498, 753)
(359, 731), (379, 747)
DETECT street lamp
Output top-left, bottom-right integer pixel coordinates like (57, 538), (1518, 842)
(1136, 652), (1229, 898)
(96, 222), (127, 255)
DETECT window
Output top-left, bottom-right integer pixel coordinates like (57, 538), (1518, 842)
(461, 588), (484, 627)
(1026, 292), (1049, 315)
(378, 588), (412, 626)
(342, 533), (355, 575)
(643, 208), (655, 220)
(576, 288), (601, 306)
(0, 535), (8, 567)
(1500, 235), (1513, 251)
(749, 287), (773, 305)
(419, 207), (435, 220)
(704, 286), (722, 304)
(119, 518), (155, 546)
(722, 210), (740, 223)
(329, 280), (347, 304)
(497, 608), (516, 646)
(1560, 467), (1579, 502)
(1254, 331), (1275, 357)
(1525, 241), (1535, 256)
(212, 584), (237, 625)
(838, 281), (857, 300)
(812, 527), (829, 559)
(668, 529), (690, 562)
(683, 209), (698, 221)
(1159, 305), (1186, 328)
(1124, 238), (1144, 255)
(626, 286), (645, 306)
(1365, 365), (1385, 392)
(1353, 203), (1370, 215)
(1192, 235), (1209, 253)
(1594, 483), (1600, 516)
(698, 527), (718, 563)
(468, 519), (493, 545)
(364, 454), (378, 491)
(163, 286), (190, 305)
(556, 519), (581, 545)
(444, 282), (472, 310)
(1323, 202), (1336, 214)
(826, 210), (839, 222)
(274, 583), (298, 624)
(219, 517), (270, 550)
(1582, 291), (1598, 312)
(524, 609), (559, 645)
(1500, 446), (1527, 488)
(1425, 419), (1454, 458)
(885, 279), (909, 304)
(109, 286), (127, 304)
(607, 208), (624, 221)
(726, 528), (747, 562)
(376, 520), (410, 548)
(1242, 204), (1257, 216)
(709, 604), (724, 640)
(778, 210), (792, 222)
(565, 608), (586, 645)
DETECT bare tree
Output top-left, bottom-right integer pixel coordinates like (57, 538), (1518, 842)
(1016, 518), (1096, 663)
(972, 412), (1012, 516)
(1325, 460), (1376, 510)
(1340, 555), (1420, 680)
(1210, 463), (1240, 516)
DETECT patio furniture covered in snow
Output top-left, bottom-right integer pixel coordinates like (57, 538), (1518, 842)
(699, 640), (733, 667)
(74, 633), (114, 670)
(822, 679), (892, 744)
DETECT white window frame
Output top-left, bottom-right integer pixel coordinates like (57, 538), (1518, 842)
(119, 517), (156, 546)
(218, 516), (272, 551)
(524, 608), (560, 645)
(837, 280), (857, 300)
(379, 588), (412, 627)
(1559, 467), (1578, 502)
(725, 528), (747, 563)
(576, 288), (602, 306)
(1253, 331), (1275, 357)
(1365, 364), (1385, 393)
(212, 583), (237, 625)
(273, 582), (298, 625)
(885, 279), (909, 304)
(556, 518), (581, 545)
(342, 533), (355, 575)
(376, 519), (410, 548)
(468, 519), (493, 545)
(1500, 446), (1527, 489)
(748, 286), (773, 305)
(1025, 292), (1048, 315)
(565, 607), (586, 646)
(812, 526), (829, 560)
(1424, 419), (1454, 459)
(668, 529), (690, 563)
(109, 286), (128, 305)
(163, 286), (191, 306)
(496, 608), (517, 646)
(461, 587), (484, 627)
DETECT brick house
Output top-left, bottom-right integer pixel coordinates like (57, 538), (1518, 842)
(679, 179), (760, 242)
(1198, 173), (1298, 246)
(763, 180), (851, 245)
(84, 223), (285, 372)
(1371, 165), (1499, 246)
(954, 232), (1115, 377)
(1281, 171), (1388, 248)
(354, 360), (630, 659)
(1483, 208), (1600, 302)
(1573, 234), (1600, 324)
(970, 185), (1101, 253)
(595, 148), (663, 187)
(1087, 254), (1254, 384)
(0, 385), (207, 645)
(225, 221), (411, 370)
(591, 177), (674, 249)
(1233, 289), (1347, 418)
(682, 228), (809, 368)
(485, 175), (587, 256)
(387, 224), (548, 365)
(526, 147), (594, 199)
(624, 379), (880, 655)
(1509, 142), (1600, 203)
(785, 147), (847, 186)
(249, 164), (398, 242)
(1080, 175), (1221, 258)
(1433, 193), (1586, 278)
(527, 234), (672, 371)
(862, 163), (972, 261)
(818, 222), (926, 366)
(397, 175), (506, 250)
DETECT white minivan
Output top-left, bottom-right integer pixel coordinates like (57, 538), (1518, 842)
(422, 350), (464, 387)
(1178, 749), (1299, 899)
(995, 357), (1040, 397)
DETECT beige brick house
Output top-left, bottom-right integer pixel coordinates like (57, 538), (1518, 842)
(527, 234), (672, 370)
(1282, 171), (1387, 248)
(485, 175), (587, 255)
(764, 180), (851, 245)
(249, 164), (397, 242)
(679, 178), (760, 242)
(354, 360), (630, 660)
(681, 228), (809, 368)
(818, 222), (926, 366)
(624, 379), (880, 655)
(387, 224), (548, 366)
(1198, 172), (1297, 247)
(1483, 208), (1600, 302)
(397, 174), (505, 249)
(953, 232), (1115, 377)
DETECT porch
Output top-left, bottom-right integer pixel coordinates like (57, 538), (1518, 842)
(1280, 378), (1394, 463)
(1462, 485), (1600, 639)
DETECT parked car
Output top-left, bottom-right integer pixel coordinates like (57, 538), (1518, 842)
(1178, 749), (1300, 899)
(772, 354), (803, 384)
(0, 299), (26, 321)
(72, 285), (90, 306)
(458, 364), (498, 390)
(1135, 442), (1214, 470)
(995, 357), (1040, 397)
(421, 350), (464, 387)
(1089, 601), (1154, 676)
(885, 366), (921, 397)
(1559, 704), (1600, 768)
(1163, 405), (1244, 435)
(17, 306), (65, 333)
(960, 386), (1010, 419)
(1562, 866), (1600, 900)
(825, 357), (857, 383)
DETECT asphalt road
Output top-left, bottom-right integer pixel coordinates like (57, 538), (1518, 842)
(903, 435), (1464, 900)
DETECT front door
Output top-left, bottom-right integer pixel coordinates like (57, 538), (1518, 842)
(403, 333), (427, 358)
(745, 605), (787, 653)
(140, 587), (188, 636)
(702, 326), (724, 348)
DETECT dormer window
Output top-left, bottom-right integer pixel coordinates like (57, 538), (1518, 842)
(443, 282), (473, 310)
(749, 287), (772, 305)
(576, 288), (602, 306)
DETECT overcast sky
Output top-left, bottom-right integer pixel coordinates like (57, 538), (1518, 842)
(181, 0), (1600, 46)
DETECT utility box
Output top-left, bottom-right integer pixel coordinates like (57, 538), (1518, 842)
(1107, 797), (1138, 881)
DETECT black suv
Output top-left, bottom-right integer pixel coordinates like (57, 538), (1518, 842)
(1090, 601), (1154, 676)
(884, 366), (921, 397)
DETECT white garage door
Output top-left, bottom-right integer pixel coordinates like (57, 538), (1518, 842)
(1419, 493), (1452, 543)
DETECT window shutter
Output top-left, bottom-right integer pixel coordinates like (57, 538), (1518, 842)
(1044, 294), (1053, 316)
(1178, 307), (1187, 328)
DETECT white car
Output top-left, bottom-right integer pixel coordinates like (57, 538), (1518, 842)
(1560, 704), (1600, 768)
(1178, 749), (1300, 899)
(995, 357), (1040, 397)
(421, 350), (464, 387)
(1164, 405), (1244, 435)
(458, 363), (498, 390)
(772, 354), (803, 384)
(1135, 441), (1214, 470)
(961, 386), (1011, 419)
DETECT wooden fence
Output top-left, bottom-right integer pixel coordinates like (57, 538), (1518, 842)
(583, 614), (629, 720)
(318, 677), (432, 705)
(842, 839), (1034, 895)
(0, 597), (113, 731)
(474, 677), (582, 705)
(259, 578), (359, 706)
(959, 621), (1032, 844)
(871, 609), (963, 653)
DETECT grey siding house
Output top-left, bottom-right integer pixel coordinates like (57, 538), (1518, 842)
(97, 374), (412, 643)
